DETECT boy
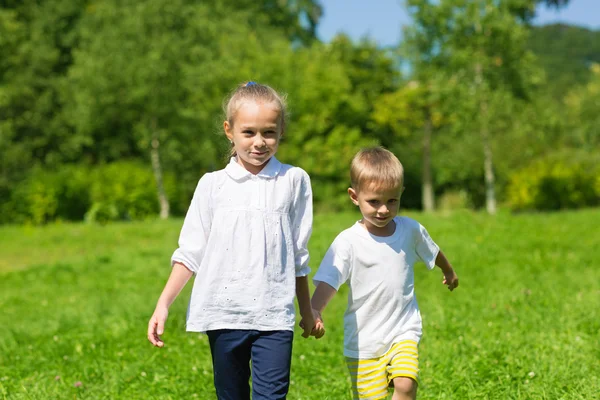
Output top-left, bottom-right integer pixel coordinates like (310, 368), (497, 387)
(309, 147), (458, 400)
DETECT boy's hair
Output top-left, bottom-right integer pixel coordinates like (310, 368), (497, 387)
(223, 81), (287, 129)
(350, 147), (404, 192)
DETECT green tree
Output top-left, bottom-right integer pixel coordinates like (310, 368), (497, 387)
(529, 24), (600, 98)
(0, 0), (90, 202)
(405, 0), (542, 213)
(65, 0), (265, 218)
(565, 63), (600, 148)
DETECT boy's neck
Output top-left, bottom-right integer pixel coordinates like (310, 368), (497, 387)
(359, 218), (396, 237)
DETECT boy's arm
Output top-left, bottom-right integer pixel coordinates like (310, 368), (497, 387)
(435, 250), (458, 291)
(311, 281), (338, 320)
(148, 262), (194, 347)
(296, 276), (317, 338)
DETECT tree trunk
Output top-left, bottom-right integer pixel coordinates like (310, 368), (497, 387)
(422, 110), (434, 212)
(481, 106), (496, 215)
(150, 118), (170, 219)
(475, 63), (497, 215)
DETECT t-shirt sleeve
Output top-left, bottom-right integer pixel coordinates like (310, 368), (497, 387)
(414, 222), (439, 270)
(313, 237), (352, 290)
(171, 173), (213, 273)
(290, 169), (313, 277)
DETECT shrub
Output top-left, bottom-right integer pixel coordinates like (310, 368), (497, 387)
(6, 162), (179, 224)
(85, 162), (160, 223)
(507, 151), (600, 211)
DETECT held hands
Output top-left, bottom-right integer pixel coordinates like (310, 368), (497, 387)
(147, 306), (169, 347)
(443, 269), (459, 291)
(299, 309), (325, 339)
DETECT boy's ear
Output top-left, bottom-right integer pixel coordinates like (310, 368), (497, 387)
(224, 121), (233, 141)
(348, 187), (359, 206)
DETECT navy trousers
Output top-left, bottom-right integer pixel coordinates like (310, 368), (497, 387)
(206, 329), (294, 400)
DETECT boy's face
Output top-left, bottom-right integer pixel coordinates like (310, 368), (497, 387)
(348, 184), (404, 236)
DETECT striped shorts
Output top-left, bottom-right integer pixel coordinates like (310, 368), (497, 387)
(346, 340), (419, 400)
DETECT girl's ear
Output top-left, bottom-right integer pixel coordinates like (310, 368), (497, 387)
(224, 120), (233, 141)
(348, 187), (359, 206)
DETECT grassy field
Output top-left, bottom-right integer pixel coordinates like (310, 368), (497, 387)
(0, 209), (599, 399)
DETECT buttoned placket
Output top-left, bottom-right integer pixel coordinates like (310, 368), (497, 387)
(250, 175), (260, 209)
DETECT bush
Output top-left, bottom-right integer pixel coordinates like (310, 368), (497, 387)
(507, 151), (600, 211)
(5, 162), (179, 224)
(10, 175), (59, 225)
(85, 162), (161, 223)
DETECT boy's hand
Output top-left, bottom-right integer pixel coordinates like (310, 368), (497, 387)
(312, 310), (325, 339)
(147, 306), (168, 347)
(442, 269), (459, 291)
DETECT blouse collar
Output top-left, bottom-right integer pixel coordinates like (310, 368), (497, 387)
(225, 156), (282, 181)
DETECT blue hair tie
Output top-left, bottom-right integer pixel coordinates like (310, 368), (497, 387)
(246, 81), (258, 86)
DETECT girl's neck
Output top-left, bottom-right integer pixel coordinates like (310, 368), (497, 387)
(236, 155), (273, 175)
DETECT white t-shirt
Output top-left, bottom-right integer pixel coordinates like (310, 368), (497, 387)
(171, 157), (312, 332)
(313, 216), (439, 359)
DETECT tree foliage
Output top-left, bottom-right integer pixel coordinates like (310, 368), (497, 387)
(0, 0), (596, 223)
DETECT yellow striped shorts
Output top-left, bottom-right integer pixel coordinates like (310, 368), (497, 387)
(346, 340), (419, 400)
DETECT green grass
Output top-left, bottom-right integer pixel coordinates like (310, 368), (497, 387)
(1, 209), (599, 399)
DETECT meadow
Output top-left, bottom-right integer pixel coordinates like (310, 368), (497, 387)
(0, 209), (599, 399)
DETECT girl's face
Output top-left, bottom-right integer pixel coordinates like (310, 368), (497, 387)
(224, 101), (283, 175)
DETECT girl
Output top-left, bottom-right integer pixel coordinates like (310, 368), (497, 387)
(147, 82), (318, 400)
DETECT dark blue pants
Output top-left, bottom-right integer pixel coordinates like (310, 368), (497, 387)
(207, 329), (294, 400)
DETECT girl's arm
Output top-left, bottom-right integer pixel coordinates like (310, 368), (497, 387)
(147, 262), (194, 347)
(296, 276), (316, 338)
(435, 250), (459, 291)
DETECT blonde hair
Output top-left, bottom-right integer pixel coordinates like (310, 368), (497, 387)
(350, 147), (404, 192)
(224, 81), (287, 128)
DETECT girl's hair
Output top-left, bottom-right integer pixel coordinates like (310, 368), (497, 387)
(223, 82), (287, 157)
(223, 81), (287, 128)
(350, 147), (404, 192)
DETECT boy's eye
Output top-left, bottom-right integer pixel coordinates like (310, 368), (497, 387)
(388, 199), (398, 204)
(367, 200), (379, 205)
(242, 130), (254, 135)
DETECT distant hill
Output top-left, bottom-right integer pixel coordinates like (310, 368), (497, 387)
(528, 23), (600, 97)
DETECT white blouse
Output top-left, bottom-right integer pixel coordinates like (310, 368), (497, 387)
(171, 157), (313, 332)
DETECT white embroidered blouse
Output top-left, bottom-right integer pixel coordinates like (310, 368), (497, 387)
(171, 156), (312, 332)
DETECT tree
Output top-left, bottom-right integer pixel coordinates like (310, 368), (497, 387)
(565, 63), (600, 148)
(372, 80), (448, 211)
(404, 0), (542, 213)
(528, 24), (600, 99)
(65, 0), (246, 218)
(220, 0), (323, 44)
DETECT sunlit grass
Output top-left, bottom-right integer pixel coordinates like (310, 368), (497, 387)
(1, 209), (599, 399)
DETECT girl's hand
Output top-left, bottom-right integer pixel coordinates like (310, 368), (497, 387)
(147, 306), (169, 347)
(443, 269), (459, 291)
(299, 309), (325, 339)
(299, 310), (315, 339)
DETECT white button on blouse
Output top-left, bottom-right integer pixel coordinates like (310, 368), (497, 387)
(171, 157), (313, 332)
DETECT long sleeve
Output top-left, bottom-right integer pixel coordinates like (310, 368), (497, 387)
(290, 169), (313, 277)
(171, 173), (213, 274)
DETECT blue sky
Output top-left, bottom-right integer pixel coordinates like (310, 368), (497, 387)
(317, 0), (600, 47)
